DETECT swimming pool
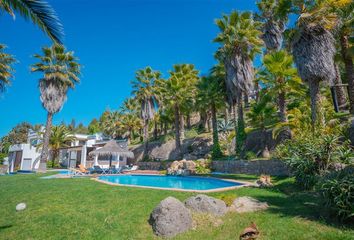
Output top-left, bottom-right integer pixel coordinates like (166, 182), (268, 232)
(97, 175), (244, 192)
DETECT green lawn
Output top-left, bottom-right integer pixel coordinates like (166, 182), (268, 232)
(0, 173), (353, 240)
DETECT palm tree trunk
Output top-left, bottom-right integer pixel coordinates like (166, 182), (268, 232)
(186, 113), (191, 129)
(279, 91), (286, 122)
(39, 112), (53, 172)
(224, 108), (229, 125)
(211, 102), (219, 145)
(236, 93), (246, 157)
(180, 114), (185, 140)
(309, 80), (320, 132)
(174, 104), (182, 158)
(334, 63), (347, 110)
(154, 121), (158, 140)
(143, 119), (149, 159)
(340, 33), (354, 114)
(199, 111), (207, 131)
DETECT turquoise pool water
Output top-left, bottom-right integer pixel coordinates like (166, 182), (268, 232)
(98, 175), (243, 191)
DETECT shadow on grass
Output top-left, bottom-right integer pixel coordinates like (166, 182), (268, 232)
(252, 180), (354, 229)
(0, 224), (13, 231)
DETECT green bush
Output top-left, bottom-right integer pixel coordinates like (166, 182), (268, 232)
(216, 193), (237, 207)
(319, 167), (354, 221)
(185, 128), (199, 139)
(245, 151), (257, 160)
(211, 143), (223, 160)
(195, 159), (211, 174)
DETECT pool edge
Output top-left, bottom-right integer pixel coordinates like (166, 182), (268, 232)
(92, 175), (255, 193)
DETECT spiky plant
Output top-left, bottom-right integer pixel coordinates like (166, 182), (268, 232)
(0, 44), (16, 93)
(131, 67), (161, 159)
(214, 11), (263, 155)
(31, 44), (80, 172)
(0, 0), (64, 43)
(291, 3), (337, 131)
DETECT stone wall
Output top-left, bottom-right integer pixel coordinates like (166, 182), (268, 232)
(138, 159), (290, 176)
(137, 161), (173, 171)
(212, 159), (290, 176)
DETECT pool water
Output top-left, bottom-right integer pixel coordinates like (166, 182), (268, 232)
(98, 175), (243, 191)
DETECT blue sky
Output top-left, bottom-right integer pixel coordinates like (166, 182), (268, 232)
(0, 0), (258, 137)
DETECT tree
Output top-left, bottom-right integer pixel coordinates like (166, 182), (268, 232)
(88, 118), (101, 134)
(214, 11), (263, 155)
(37, 125), (75, 168)
(101, 111), (122, 139)
(31, 44), (80, 172)
(131, 67), (160, 159)
(156, 64), (199, 157)
(258, 50), (303, 129)
(247, 92), (277, 157)
(1, 0), (64, 43)
(120, 113), (142, 144)
(0, 44), (16, 93)
(196, 75), (225, 159)
(291, 2), (337, 130)
(256, 0), (292, 52)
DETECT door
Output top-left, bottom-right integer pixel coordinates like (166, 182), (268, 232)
(22, 158), (32, 170)
(14, 151), (22, 171)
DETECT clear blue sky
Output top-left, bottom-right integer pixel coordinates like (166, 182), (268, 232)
(0, 0), (258, 137)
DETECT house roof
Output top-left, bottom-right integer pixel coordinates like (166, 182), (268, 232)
(89, 140), (134, 159)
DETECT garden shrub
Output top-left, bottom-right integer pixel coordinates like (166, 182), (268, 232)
(195, 159), (211, 174)
(245, 151), (257, 160)
(185, 128), (199, 139)
(211, 143), (223, 160)
(216, 193), (237, 206)
(318, 167), (354, 221)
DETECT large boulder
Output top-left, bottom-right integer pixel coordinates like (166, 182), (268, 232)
(230, 197), (268, 213)
(184, 194), (227, 216)
(149, 197), (192, 238)
(167, 159), (196, 176)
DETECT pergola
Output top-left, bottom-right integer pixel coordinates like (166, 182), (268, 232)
(89, 140), (134, 168)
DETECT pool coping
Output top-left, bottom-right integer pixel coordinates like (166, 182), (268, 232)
(92, 174), (255, 193)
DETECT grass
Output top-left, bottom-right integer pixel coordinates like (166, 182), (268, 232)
(0, 173), (353, 239)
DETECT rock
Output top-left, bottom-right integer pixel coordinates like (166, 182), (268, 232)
(149, 197), (192, 238)
(184, 194), (227, 216)
(167, 159), (196, 176)
(256, 175), (273, 188)
(231, 197), (268, 213)
(349, 118), (354, 146)
(16, 203), (26, 211)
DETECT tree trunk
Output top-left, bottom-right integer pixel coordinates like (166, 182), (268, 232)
(206, 112), (211, 132)
(164, 121), (168, 135)
(211, 102), (219, 145)
(39, 112), (53, 172)
(174, 105), (182, 158)
(186, 113), (191, 129)
(154, 121), (158, 140)
(143, 119), (149, 159)
(340, 33), (354, 114)
(199, 111), (207, 131)
(309, 80), (320, 133)
(332, 64), (347, 111)
(180, 114), (185, 140)
(278, 91), (286, 122)
(236, 93), (246, 157)
(224, 108), (229, 125)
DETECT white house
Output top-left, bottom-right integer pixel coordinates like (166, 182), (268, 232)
(7, 130), (130, 172)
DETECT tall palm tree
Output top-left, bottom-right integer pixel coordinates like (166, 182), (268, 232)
(0, 44), (16, 93)
(256, 0), (292, 52)
(120, 113), (142, 144)
(37, 125), (75, 168)
(196, 75), (225, 159)
(131, 67), (160, 159)
(1, 0), (64, 43)
(31, 44), (80, 172)
(214, 11), (263, 155)
(291, 2), (337, 130)
(156, 64), (199, 157)
(258, 50), (303, 127)
(102, 111), (122, 139)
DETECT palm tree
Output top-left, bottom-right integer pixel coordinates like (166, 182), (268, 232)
(120, 113), (142, 144)
(156, 64), (199, 157)
(31, 44), (80, 172)
(1, 0), (64, 43)
(37, 125), (75, 168)
(196, 75), (225, 159)
(214, 11), (263, 155)
(247, 92), (277, 157)
(131, 67), (161, 159)
(291, 3), (337, 130)
(258, 50), (303, 129)
(102, 111), (122, 139)
(0, 44), (16, 93)
(256, 0), (292, 52)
